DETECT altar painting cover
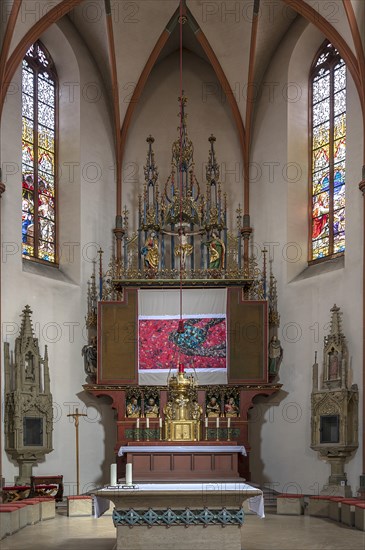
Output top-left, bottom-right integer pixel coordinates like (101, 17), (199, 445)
(138, 315), (227, 372)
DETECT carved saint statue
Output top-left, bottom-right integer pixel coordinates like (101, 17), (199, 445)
(126, 396), (141, 418)
(268, 335), (283, 378)
(206, 396), (220, 417)
(224, 396), (239, 417)
(141, 232), (159, 271)
(190, 399), (203, 420)
(206, 231), (225, 269)
(81, 336), (97, 380)
(145, 397), (159, 417)
(328, 349), (340, 380)
(163, 400), (174, 420)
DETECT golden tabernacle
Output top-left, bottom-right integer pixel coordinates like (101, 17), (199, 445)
(163, 364), (202, 442)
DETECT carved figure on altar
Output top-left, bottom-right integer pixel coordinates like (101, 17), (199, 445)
(81, 336), (97, 381)
(163, 400), (174, 420)
(145, 396), (159, 417)
(141, 232), (159, 271)
(328, 349), (340, 380)
(224, 396), (239, 417)
(126, 396), (141, 418)
(190, 400), (203, 420)
(206, 396), (221, 417)
(206, 231), (225, 269)
(162, 226), (203, 270)
(268, 335), (283, 379)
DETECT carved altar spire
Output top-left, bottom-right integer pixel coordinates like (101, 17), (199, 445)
(4, 305), (54, 483)
(19, 305), (39, 352)
(323, 304), (348, 389)
(329, 303), (343, 339)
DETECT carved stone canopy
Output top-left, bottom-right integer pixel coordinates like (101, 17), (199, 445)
(4, 305), (53, 483)
(310, 304), (358, 496)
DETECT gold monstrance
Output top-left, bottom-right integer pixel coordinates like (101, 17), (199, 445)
(164, 363), (202, 441)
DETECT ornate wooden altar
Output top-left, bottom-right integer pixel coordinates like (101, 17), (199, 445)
(82, 96), (283, 482)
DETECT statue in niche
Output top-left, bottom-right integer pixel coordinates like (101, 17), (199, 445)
(205, 231), (225, 269)
(328, 349), (340, 380)
(224, 396), (239, 417)
(141, 231), (159, 271)
(81, 336), (97, 381)
(145, 397), (159, 417)
(163, 400), (174, 420)
(206, 396), (220, 417)
(190, 399), (203, 421)
(126, 396), (141, 418)
(268, 335), (283, 379)
(25, 352), (35, 382)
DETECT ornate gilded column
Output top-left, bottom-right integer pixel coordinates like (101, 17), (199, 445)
(360, 167), (365, 497)
(0, 178), (5, 487)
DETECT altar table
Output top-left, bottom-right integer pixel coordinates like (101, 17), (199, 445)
(118, 443), (247, 481)
(95, 482), (264, 550)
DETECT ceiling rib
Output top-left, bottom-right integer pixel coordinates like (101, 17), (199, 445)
(0, 0), (22, 92)
(105, 0), (122, 217)
(282, 0), (363, 135)
(0, 0), (84, 119)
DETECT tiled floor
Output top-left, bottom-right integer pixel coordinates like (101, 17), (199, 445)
(1, 510), (364, 550)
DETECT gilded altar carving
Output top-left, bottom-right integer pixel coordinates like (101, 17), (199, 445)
(164, 367), (201, 441)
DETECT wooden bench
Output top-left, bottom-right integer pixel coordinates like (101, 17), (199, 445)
(29, 475), (63, 502)
(1, 485), (30, 502)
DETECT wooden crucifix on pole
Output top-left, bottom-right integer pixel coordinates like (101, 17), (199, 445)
(67, 407), (87, 495)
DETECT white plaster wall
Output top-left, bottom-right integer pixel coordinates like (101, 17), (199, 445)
(1, 18), (116, 494)
(249, 18), (364, 495)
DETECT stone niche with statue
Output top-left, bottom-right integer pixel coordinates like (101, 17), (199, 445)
(311, 304), (358, 496)
(4, 305), (53, 484)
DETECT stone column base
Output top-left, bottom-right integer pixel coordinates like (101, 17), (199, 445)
(320, 484), (352, 497)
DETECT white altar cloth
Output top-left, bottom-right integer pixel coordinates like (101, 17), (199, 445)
(118, 445), (247, 456)
(94, 482), (264, 518)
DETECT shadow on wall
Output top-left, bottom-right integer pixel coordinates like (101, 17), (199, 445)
(76, 391), (117, 493)
(248, 390), (288, 486)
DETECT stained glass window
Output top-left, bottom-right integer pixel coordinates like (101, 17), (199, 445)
(310, 42), (346, 261)
(22, 41), (57, 263)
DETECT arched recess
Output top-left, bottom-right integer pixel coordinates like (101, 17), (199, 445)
(119, 6), (246, 216)
(39, 20), (82, 283)
(281, 0), (364, 161)
(286, 20), (363, 281)
(0, 0), (84, 119)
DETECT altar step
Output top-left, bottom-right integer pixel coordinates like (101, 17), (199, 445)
(247, 482), (278, 513)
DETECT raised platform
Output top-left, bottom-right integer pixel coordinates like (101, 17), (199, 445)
(118, 441), (247, 481)
(95, 482), (264, 550)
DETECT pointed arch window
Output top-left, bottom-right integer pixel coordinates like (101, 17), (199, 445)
(22, 41), (57, 264)
(310, 42), (346, 262)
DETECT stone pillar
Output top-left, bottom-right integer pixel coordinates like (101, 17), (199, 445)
(360, 169), (365, 497)
(0, 180), (5, 488)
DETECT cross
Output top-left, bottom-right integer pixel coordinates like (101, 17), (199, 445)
(67, 407), (88, 495)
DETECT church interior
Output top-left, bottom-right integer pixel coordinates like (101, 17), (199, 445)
(0, 1), (365, 548)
